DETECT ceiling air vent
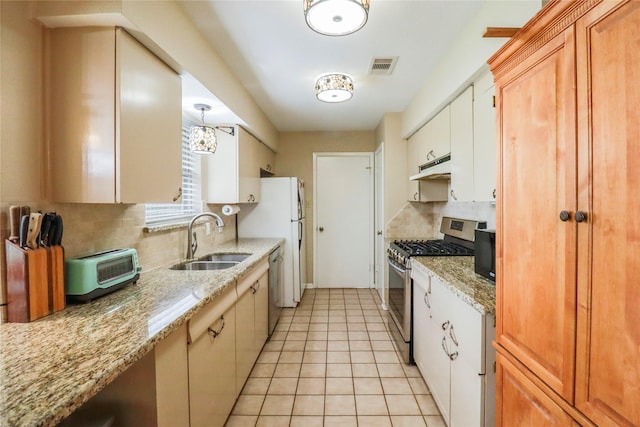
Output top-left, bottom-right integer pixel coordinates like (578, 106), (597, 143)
(369, 57), (398, 75)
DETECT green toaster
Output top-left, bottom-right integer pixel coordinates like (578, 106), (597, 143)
(65, 248), (141, 302)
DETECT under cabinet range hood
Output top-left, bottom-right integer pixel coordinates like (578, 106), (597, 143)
(410, 153), (451, 180)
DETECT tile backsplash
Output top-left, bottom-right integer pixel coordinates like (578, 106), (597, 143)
(386, 201), (496, 239)
(0, 202), (237, 317)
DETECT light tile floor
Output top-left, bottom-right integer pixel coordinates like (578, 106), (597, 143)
(226, 288), (446, 427)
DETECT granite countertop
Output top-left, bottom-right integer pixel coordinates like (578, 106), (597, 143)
(411, 256), (496, 316)
(0, 238), (282, 427)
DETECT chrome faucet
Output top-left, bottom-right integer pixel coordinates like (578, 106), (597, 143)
(186, 212), (225, 260)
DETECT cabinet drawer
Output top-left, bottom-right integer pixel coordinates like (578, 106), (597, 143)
(188, 284), (237, 343)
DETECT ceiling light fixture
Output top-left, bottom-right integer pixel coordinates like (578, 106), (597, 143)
(304, 0), (370, 36)
(189, 104), (236, 154)
(315, 73), (354, 103)
(190, 104), (217, 154)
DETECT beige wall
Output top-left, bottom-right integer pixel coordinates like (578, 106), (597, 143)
(375, 113), (408, 226)
(276, 131), (376, 284)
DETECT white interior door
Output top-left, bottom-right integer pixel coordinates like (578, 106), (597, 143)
(374, 146), (386, 304)
(314, 153), (373, 288)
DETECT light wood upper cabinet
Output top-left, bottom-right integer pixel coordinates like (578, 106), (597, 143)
(574, 1), (640, 425)
(48, 27), (181, 203)
(206, 126), (261, 203)
(414, 106), (451, 166)
(257, 142), (276, 175)
(407, 137), (420, 201)
(449, 86), (474, 202)
(473, 71), (497, 202)
(491, 0), (640, 426)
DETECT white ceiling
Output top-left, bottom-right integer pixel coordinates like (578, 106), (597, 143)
(180, 1), (486, 132)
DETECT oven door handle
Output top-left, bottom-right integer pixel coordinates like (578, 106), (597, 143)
(387, 258), (407, 275)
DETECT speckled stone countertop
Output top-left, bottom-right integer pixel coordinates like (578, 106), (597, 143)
(0, 238), (282, 427)
(411, 256), (496, 316)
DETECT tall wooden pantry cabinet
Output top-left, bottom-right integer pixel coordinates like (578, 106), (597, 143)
(489, 0), (640, 426)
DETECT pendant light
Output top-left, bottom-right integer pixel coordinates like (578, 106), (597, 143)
(315, 73), (354, 102)
(304, 0), (370, 36)
(189, 104), (217, 154)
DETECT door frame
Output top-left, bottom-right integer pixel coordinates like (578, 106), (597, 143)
(374, 144), (387, 306)
(313, 152), (375, 288)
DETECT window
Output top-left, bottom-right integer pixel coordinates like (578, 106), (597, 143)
(145, 117), (202, 226)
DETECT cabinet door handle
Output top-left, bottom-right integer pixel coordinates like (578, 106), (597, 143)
(559, 210), (571, 222)
(250, 280), (260, 294)
(426, 150), (435, 161)
(450, 189), (458, 201)
(266, 164), (272, 172)
(492, 188), (496, 199)
(449, 350), (459, 361)
(449, 324), (459, 346)
(442, 336), (450, 357)
(413, 192), (418, 201)
(248, 194), (255, 202)
(423, 291), (431, 309)
(441, 320), (450, 331)
(173, 187), (182, 202)
(207, 315), (225, 338)
(575, 211), (587, 223)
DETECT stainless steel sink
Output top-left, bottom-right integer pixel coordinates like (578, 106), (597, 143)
(170, 260), (239, 271)
(198, 253), (252, 263)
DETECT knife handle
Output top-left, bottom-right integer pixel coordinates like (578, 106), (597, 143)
(50, 215), (63, 246)
(9, 206), (21, 243)
(19, 215), (30, 248)
(20, 206), (30, 218)
(26, 213), (42, 250)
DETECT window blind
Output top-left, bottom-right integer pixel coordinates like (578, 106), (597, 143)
(145, 118), (202, 225)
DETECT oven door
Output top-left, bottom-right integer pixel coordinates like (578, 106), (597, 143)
(387, 257), (411, 341)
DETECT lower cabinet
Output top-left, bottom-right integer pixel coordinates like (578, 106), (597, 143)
(412, 266), (495, 427)
(497, 352), (576, 427)
(188, 284), (238, 427)
(236, 260), (269, 392)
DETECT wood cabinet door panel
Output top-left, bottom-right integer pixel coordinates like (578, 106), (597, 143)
(188, 306), (236, 427)
(473, 72), (497, 202)
(450, 86), (475, 202)
(496, 352), (574, 427)
(117, 29), (181, 203)
(575, 1), (640, 425)
(496, 28), (577, 401)
(429, 277), (453, 422)
(235, 290), (256, 392)
(254, 271), (269, 352)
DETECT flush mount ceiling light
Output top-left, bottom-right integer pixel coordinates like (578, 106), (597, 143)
(190, 104), (217, 154)
(304, 0), (370, 36)
(315, 73), (354, 103)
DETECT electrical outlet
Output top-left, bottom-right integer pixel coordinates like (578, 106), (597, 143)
(205, 222), (211, 235)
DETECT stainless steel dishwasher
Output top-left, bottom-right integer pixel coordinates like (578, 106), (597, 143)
(268, 246), (283, 335)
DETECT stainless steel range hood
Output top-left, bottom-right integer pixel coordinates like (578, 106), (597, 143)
(409, 153), (451, 180)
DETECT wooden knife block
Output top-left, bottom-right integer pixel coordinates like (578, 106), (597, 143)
(5, 240), (66, 322)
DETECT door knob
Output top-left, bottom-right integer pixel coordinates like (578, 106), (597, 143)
(559, 211), (570, 222)
(319, 226), (324, 232)
(575, 211), (587, 223)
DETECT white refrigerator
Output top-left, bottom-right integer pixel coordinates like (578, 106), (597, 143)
(238, 177), (306, 307)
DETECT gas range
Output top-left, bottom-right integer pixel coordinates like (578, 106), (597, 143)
(388, 217), (486, 267)
(386, 216), (486, 365)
